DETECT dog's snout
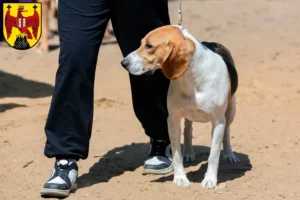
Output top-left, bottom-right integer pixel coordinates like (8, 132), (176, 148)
(121, 59), (129, 68)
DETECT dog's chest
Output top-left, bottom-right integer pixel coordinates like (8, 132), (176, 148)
(169, 86), (212, 123)
(168, 71), (222, 123)
(178, 98), (212, 123)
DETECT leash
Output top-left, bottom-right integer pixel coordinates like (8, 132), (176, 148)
(178, 0), (183, 26)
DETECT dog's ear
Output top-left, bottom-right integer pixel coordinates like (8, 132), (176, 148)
(161, 36), (190, 80)
(185, 38), (195, 55)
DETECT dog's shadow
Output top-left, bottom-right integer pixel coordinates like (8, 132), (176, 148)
(151, 146), (252, 184)
(77, 143), (252, 189)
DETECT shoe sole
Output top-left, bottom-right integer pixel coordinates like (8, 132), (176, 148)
(142, 163), (174, 175)
(40, 183), (77, 198)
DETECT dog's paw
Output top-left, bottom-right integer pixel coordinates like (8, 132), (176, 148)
(223, 151), (240, 163)
(173, 175), (191, 187)
(200, 175), (217, 189)
(183, 150), (196, 163)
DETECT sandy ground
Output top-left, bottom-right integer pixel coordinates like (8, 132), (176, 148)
(1, 0), (300, 199)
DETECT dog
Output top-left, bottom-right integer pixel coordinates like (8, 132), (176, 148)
(121, 25), (240, 189)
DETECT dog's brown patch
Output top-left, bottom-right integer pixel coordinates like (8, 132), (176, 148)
(185, 38), (196, 56)
(137, 26), (190, 80)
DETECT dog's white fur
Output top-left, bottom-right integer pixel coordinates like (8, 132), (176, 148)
(124, 25), (239, 189)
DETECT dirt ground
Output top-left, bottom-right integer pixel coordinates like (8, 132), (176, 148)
(1, 0), (300, 199)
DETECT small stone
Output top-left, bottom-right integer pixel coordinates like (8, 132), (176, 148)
(279, 194), (285, 198)
(216, 183), (227, 189)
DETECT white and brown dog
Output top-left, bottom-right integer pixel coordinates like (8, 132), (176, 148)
(121, 25), (240, 189)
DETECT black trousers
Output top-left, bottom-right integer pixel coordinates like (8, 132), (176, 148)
(44, 0), (171, 160)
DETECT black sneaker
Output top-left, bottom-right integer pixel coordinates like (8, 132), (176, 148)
(142, 139), (173, 175)
(40, 159), (78, 198)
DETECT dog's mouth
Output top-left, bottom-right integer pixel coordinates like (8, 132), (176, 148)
(130, 68), (153, 76)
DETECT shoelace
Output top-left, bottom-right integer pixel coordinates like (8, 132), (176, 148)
(53, 164), (70, 181)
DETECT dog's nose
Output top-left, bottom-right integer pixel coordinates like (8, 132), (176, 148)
(121, 59), (129, 68)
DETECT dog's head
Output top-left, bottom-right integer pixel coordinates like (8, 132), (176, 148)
(121, 25), (195, 80)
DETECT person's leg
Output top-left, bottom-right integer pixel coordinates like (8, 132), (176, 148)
(110, 0), (172, 174)
(37, 0), (50, 52)
(41, 0), (110, 197)
(103, 21), (112, 39)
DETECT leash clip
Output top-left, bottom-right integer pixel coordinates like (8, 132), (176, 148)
(178, 0), (183, 26)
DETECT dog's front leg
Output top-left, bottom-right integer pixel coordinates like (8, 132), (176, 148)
(168, 115), (191, 187)
(201, 116), (226, 189)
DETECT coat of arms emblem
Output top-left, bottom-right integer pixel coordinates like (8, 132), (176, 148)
(3, 3), (41, 50)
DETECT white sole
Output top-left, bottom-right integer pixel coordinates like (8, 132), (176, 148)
(40, 183), (77, 198)
(142, 163), (174, 175)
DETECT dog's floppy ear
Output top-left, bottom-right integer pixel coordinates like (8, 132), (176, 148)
(161, 35), (190, 80)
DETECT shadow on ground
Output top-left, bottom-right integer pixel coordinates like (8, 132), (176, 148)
(152, 146), (252, 185)
(78, 143), (148, 189)
(49, 44), (60, 51)
(101, 40), (118, 46)
(0, 103), (26, 113)
(77, 143), (252, 189)
(0, 70), (53, 98)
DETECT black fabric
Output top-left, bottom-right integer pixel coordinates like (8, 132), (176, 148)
(148, 138), (171, 157)
(44, 0), (170, 160)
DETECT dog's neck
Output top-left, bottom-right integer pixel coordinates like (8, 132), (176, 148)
(173, 29), (208, 95)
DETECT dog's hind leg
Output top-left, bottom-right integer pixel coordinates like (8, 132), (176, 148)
(223, 96), (240, 163)
(183, 119), (195, 163)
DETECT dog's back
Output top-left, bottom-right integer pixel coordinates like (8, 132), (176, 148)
(201, 42), (238, 96)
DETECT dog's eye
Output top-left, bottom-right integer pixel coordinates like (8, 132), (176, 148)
(145, 43), (153, 49)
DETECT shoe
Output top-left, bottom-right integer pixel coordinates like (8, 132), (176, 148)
(40, 159), (78, 198)
(142, 139), (173, 175)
